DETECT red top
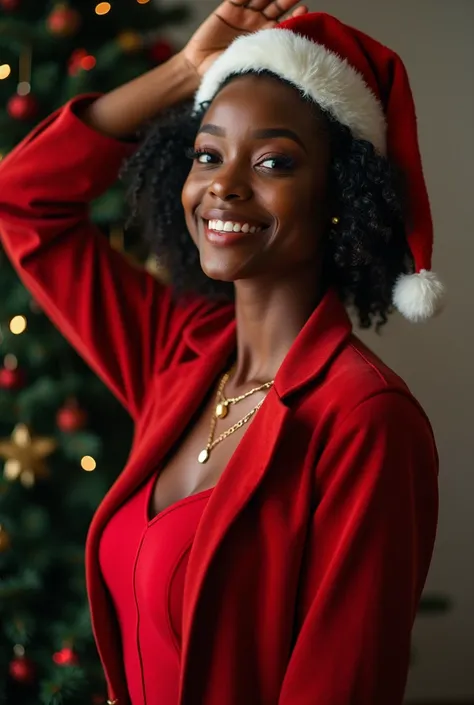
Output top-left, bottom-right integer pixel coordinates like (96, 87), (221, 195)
(99, 474), (213, 705)
(0, 96), (439, 705)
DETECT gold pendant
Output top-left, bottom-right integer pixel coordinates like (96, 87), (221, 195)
(215, 401), (228, 419)
(198, 448), (210, 464)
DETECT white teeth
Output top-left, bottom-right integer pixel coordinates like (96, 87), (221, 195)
(207, 219), (262, 234)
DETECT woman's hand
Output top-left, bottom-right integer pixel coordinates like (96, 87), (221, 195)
(80, 1), (308, 140)
(182, 0), (308, 77)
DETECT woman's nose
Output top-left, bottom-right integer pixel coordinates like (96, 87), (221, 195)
(209, 164), (252, 201)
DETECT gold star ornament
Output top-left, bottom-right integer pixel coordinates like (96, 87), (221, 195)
(0, 424), (57, 488)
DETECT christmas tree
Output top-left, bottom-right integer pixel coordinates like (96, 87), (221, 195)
(0, 1), (188, 703)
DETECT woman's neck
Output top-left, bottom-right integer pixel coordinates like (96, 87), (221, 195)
(231, 268), (322, 387)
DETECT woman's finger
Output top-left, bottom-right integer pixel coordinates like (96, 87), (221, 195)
(243, 0), (272, 10)
(225, 0), (306, 21)
(263, 1), (290, 20)
(265, 0), (305, 16)
(290, 5), (308, 18)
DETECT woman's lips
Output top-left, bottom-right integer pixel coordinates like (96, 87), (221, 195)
(202, 219), (268, 246)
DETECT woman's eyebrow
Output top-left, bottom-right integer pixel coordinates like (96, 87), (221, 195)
(252, 127), (307, 152)
(198, 124), (307, 153)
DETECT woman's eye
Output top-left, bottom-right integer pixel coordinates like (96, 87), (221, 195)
(186, 148), (218, 165)
(259, 156), (294, 171)
(197, 152), (214, 164)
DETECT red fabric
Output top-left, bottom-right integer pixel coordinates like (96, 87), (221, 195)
(99, 472), (213, 705)
(0, 97), (439, 705)
(280, 12), (433, 273)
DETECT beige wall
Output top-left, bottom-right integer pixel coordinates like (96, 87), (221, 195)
(162, 1), (474, 699)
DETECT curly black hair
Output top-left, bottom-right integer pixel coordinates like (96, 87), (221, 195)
(121, 72), (412, 329)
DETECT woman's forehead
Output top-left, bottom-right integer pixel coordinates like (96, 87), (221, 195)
(201, 74), (328, 137)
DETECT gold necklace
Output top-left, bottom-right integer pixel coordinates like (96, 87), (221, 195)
(216, 373), (274, 419)
(197, 367), (274, 464)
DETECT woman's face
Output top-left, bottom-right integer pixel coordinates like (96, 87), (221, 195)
(181, 74), (331, 285)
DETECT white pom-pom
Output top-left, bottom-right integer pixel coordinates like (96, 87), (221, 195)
(393, 270), (445, 322)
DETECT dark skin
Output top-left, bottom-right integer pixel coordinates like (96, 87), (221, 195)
(150, 74), (332, 515)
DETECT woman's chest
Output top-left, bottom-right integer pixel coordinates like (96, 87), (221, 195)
(149, 381), (271, 517)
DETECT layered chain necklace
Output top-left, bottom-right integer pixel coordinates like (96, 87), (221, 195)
(197, 366), (274, 464)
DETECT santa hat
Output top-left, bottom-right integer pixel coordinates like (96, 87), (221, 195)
(195, 12), (445, 322)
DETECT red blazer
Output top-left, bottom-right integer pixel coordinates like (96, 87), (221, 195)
(0, 98), (439, 705)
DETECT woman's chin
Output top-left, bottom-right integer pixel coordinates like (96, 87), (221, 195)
(199, 251), (252, 283)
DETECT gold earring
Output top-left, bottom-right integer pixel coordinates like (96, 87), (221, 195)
(331, 216), (340, 225)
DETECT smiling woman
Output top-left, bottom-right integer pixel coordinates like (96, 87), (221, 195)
(123, 69), (410, 327)
(0, 3), (441, 705)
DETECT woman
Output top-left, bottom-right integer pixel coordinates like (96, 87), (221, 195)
(0, 2), (441, 704)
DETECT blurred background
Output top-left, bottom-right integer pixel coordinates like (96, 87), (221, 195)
(0, 1), (472, 704)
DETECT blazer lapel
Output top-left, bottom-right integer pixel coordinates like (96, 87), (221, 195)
(179, 388), (290, 703)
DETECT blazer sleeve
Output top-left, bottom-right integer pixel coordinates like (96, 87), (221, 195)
(0, 96), (203, 420)
(278, 392), (439, 705)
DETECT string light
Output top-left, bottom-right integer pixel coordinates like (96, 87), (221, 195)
(9, 315), (27, 335)
(4, 354), (18, 370)
(18, 45), (32, 95)
(22, 471), (35, 488)
(81, 456), (97, 472)
(0, 64), (11, 80)
(136, 0), (151, 4)
(17, 81), (31, 96)
(95, 1), (111, 14)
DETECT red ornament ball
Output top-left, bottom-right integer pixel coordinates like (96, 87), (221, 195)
(68, 48), (96, 76)
(69, 48), (87, 76)
(148, 39), (174, 65)
(7, 93), (39, 121)
(52, 646), (79, 666)
(0, 0), (21, 10)
(56, 402), (88, 432)
(47, 4), (82, 37)
(9, 656), (36, 683)
(0, 366), (25, 390)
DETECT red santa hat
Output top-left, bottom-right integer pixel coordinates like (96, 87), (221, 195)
(194, 12), (445, 322)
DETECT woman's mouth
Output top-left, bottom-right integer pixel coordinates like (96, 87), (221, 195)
(202, 218), (267, 246)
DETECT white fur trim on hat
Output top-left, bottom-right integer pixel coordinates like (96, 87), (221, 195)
(194, 28), (387, 155)
(393, 270), (445, 322)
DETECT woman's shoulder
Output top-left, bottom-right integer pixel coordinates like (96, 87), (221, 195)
(340, 334), (412, 395)
(306, 332), (432, 433)
(301, 335), (438, 483)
